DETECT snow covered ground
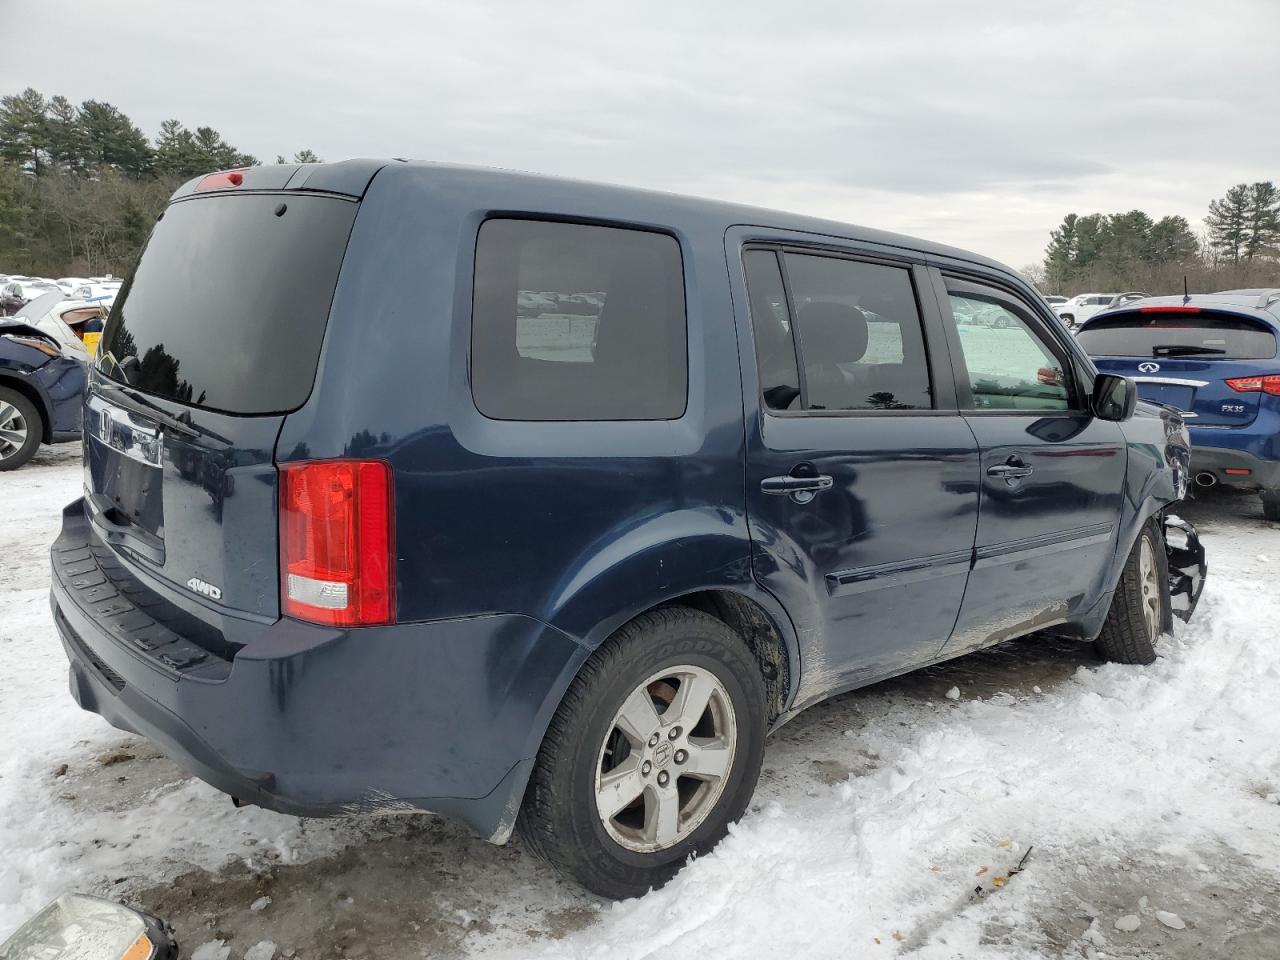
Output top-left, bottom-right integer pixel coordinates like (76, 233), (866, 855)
(3, 444), (1279, 959)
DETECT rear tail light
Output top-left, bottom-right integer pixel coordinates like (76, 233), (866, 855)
(279, 460), (395, 626)
(1225, 375), (1280, 396)
(1139, 305), (1200, 314)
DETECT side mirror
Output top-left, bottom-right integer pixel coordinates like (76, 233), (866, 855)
(1092, 373), (1137, 422)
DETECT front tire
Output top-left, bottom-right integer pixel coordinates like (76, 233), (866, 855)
(518, 607), (766, 899)
(1095, 520), (1171, 664)
(1262, 490), (1280, 522)
(0, 387), (42, 471)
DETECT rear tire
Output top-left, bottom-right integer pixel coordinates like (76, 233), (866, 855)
(517, 607), (767, 899)
(1263, 490), (1280, 522)
(1095, 520), (1171, 665)
(0, 387), (42, 471)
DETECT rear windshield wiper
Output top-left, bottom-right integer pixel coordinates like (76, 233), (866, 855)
(1151, 344), (1226, 357)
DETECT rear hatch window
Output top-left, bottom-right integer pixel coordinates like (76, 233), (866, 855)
(98, 193), (357, 414)
(1078, 311), (1278, 360)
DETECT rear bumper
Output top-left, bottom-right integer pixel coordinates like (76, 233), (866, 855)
(51, 501), (587, 840)
(1189, 444), (1280, 491)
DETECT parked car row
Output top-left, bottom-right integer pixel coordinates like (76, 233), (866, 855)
(0, 274), (120, 316)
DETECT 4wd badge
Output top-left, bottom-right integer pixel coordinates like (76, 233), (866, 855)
(186, 577), (223, 601)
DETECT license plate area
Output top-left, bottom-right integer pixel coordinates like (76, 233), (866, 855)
(1136, 382), (1194, 411)
(85, 393), (165, 545)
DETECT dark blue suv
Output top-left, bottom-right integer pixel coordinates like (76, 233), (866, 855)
(1078, 290), (1280, 520)
(52, 161), (1206, 898)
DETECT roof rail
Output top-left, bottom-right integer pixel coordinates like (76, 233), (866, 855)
(1257, 289), (1280, 309)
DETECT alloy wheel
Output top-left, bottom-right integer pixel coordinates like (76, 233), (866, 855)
(1139, 536), (1161, 641)
(0, 401), (28, 462)
(594, 664), (737, 853)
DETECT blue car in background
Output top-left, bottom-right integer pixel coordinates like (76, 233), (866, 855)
(0, 319), (85, 469)
(1078, 289), (1280, 520)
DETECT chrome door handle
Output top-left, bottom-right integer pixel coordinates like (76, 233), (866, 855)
(987, 456), (1034, 484)
(761, 473), (834, 504)
(760, 475), (834, 493)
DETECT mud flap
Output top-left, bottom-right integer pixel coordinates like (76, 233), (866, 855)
(1165, 515), (1206, 622)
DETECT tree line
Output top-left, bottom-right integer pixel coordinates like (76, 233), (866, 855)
(1035, 181), (1280, 295)
(0, 88), (321, 276)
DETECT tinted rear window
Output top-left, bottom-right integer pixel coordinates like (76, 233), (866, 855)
(98, 193), (356, 414)
(1078, 311), (1278, 360)
(471, 218), (687, 421)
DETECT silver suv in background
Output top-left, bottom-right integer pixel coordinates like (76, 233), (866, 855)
(1056, 292), (1147, 328)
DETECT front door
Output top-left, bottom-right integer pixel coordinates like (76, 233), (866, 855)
(737, 243), (980, 705)
(935, 273), (1127, 656)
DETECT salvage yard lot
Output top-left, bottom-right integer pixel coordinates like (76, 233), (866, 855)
(2, 445), (1279, 959)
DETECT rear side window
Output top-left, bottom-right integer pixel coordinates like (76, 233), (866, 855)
(472, 219), (687, 421)
(99, 194), (357, 414)
(745, 251), (932, 412)
(1078, 312), (1278, 360)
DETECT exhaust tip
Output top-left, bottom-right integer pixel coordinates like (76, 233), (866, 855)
(1195, 472), (1218, 488)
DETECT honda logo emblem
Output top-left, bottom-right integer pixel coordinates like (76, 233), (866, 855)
(1138, 362), (1160, 373)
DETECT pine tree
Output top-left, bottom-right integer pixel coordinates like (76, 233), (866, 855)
(1206, 183), (1250, 264)
(0, 88), (49, 174)
(1243, 181), (1280, 261)
(1147, 216), (1199, 263)
(292, 149), (322, 163)
(1072, 214), (1105, 270)
(1044, 213), (1079, 286)
(45, 95), (88, 172)
(78, 100), (153, 176)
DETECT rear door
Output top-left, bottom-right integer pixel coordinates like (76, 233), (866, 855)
(936, 273), (1126, 656)
(737, 239), (980, 697)
(1080, 308), (1280, 426)
(88, 190), (358, 620)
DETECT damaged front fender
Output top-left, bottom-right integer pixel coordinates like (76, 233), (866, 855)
(1165, 515), (1207, 622)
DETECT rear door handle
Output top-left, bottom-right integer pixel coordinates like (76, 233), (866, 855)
(987, 456), (1034, 483)
(761, 473), (834, 504)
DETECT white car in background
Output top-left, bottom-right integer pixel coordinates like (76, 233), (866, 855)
(8, 292), (95, 360)
(1054, 292), (1147, 328)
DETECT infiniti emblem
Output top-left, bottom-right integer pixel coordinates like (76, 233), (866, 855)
(1138, 361), (1160, 373)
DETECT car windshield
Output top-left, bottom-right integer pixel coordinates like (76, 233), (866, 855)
(1078, 312), (1278, 359)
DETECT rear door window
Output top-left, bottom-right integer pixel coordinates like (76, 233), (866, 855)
(471, 219), (687, 421)
(776, 252), (932, 411)
(1078, 313), (1278, 359)
(98, 193), (357, 414)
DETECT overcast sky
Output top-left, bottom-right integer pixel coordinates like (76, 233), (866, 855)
(7, 0), (1280, 267)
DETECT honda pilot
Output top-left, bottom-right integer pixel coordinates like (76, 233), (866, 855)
(52, 160), (1206, 898)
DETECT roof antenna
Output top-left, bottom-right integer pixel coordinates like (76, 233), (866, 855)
(1183, 275), (1190, 305)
